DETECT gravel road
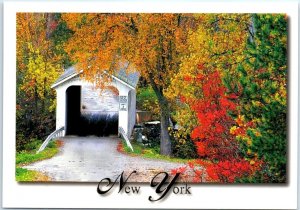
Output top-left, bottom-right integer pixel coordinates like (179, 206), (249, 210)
(23, 137), (186, 182)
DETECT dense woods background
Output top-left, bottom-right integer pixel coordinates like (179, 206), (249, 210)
(16, 13), (287, 183)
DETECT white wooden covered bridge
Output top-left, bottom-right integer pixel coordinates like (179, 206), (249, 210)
(37, 66), (139, 153)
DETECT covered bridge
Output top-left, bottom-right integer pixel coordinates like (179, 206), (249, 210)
(37, 66), (139, 153)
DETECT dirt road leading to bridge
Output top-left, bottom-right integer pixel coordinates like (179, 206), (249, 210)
(24, 136), (186, 182)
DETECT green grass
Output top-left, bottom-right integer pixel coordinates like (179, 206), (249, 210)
(121, 141), (194, 164)
(16, 167), (50, 182)
(16, 141), (59, 166)
(16, 140), (62, 181)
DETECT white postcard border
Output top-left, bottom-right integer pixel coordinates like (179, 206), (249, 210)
(2, 1), (298, 209)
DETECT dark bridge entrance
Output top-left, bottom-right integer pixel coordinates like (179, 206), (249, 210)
(65, 86), (81, 135)
(65, 85), (118, 136)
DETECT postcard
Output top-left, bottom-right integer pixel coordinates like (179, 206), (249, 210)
(2, 1), (298, 209)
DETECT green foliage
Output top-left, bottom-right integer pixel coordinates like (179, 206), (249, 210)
(137, 86), (156, 106)
(16, 133), (28, 152)
(136, 86), (160, 120)
(50, 14), (74, 68)
(170, 129), (198, 159)
(23, 138), (42, 151)
(232, 14), (287, 182)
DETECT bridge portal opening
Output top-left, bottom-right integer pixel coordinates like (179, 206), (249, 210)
(65, 86), (81, 135)
(65, 85), (119, 136)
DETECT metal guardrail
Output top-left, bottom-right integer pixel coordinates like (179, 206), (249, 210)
(36, 126), (65, 154)
(118, 127), (134, 152)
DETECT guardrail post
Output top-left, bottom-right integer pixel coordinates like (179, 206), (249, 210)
(36, 126), (65, 154)
(118, 127), (134, 152)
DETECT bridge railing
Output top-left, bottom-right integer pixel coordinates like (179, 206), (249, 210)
(36, 126), (65, 154)
(118, 127), (134, 152)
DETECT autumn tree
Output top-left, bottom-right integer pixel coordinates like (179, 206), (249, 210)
(16, 13), (71, 150)
(170, 14), (287, 183)
(167, 14), (258, 182)
(171, 67), (257, 183)
(166, 14), (251, 135)
(189, 69), (238, 160)
(164, 14), (251, 162)
(62, 13), (198, 155)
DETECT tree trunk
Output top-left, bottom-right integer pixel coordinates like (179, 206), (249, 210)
(149, 76), (172, 156)
(34, 79), (38, 116)
(159, 102), (172, 156)
(42, 77), (46, 113)
(45, 13), (54, 39)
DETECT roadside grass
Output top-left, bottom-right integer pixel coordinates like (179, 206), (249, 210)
(119, 140), (195, 164)
(16, 140), (63, 181)
(16, 168), (50, 181)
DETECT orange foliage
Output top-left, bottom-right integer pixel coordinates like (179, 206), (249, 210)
(62, 13), (197, 89)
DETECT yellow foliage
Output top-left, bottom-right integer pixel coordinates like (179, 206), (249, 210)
(250, 160), (255, 165)
(17, 13), (63, 111)
(166, 14), (251, 132)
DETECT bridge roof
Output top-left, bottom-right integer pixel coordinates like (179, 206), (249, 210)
(52, 65), (139, 89)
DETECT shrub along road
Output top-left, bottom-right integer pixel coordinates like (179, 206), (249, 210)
(23, 136), (186, 182)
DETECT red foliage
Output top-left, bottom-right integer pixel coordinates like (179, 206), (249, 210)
(195, 141), (208, 156)
(117, 142), (125, 153)
(50, 21), (58, 31)
(16, 104), (21, 110)
(172, 67), (262, 183)
(55, 140), (64, 147)
(171, 166), (187, 175)
(205, 159), (253, 182)
(197, 63), (205, 70)
(183, 76), (192, 82)
(189, 70), (238, 160)
(179, 95), (186, 103)
(231, 115), (255, 136)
